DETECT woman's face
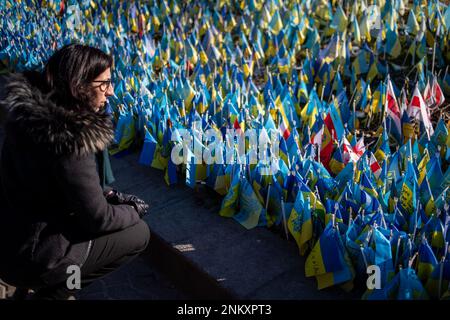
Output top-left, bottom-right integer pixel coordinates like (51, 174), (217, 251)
(90, 68), (114, 111)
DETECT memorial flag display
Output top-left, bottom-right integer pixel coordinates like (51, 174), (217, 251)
(1, 0), (450, 300)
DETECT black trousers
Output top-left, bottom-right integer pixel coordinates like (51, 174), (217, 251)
(32, 219), (150, 300)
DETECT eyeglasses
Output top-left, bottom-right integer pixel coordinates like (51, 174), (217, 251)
(91, 79), (113, 92)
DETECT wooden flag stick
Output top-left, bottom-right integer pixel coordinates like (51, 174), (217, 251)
(439, 243), (449, 298)
(281, 197), (289, 241)
(394, 235), (402, 270)
(265, 183), (271, 212)
(348, 207), (353, 226)
(353, 100), (356, 131)
(360, 245), (369, 270)
(412, 201), (420, 243)
(432, 24), (439, 76)
(408, 252), (419, 268)
(348, 82), (359, 106)
(317, 142), (321, 164)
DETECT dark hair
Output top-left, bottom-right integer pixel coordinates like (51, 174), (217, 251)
(43, 44), (113, 110)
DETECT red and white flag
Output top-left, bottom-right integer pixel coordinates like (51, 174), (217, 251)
(386, 78), (402, 134)
(409, 84), (434, 138)
(369, 152), (382, 179)
(423, 80), (433, 107)
(408, 86), (422, 119)
(432, 76), (445, 107)
(400, 88), (409, 115)
(311, 126), (324, 146)
(342, 137), (361, 164)
(353, 136), (366, 157)
(279, 118), (291, 140)
(233, 118), (241, 130)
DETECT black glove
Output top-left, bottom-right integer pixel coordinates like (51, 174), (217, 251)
(105, 189), (149, 218)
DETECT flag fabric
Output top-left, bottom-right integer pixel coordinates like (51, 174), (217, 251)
(432, 76), (445, 107)
(386, 78), (402, 139)
(343, 137), (361, 164)
(305, 222), (354, 290)
(139, 126), (158, 167)
(369, 152), (382, 179)
(233, 177), (267, 229)
(397, 267), (429, 300)
(425, 259), (450, 299)
(219, 166), (241, 217)
(288, 190), (312, 256)
(329, 147), (345, 176)
(417, 238), (438, 282)
(408, 85), (434, 138)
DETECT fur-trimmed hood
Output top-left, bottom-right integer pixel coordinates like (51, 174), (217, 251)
(1, 72), (114, 156)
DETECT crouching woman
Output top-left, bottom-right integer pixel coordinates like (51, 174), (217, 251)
(0, 44), (150, 300)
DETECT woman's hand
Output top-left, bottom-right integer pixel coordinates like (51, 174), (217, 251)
(105, 189), (149, 218)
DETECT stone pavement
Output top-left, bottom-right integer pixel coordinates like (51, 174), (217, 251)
(108, 152), (363, 300)
(1, 257), (187, 300)
(75, 256), (187, 300)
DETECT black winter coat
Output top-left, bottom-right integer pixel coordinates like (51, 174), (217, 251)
(0, 73), (141, 288)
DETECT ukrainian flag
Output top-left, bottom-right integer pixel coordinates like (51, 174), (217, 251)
(305, 222), (354, 289)
(425, 260), (450, 299)
(219, 166), (241, 217)
(329, 5), (348, 33)
(398, 160), (418, 215)
(419, 176), (436, 217)
(288, 191), (312, 256)
(359, 13), (371, 41)
(417, 149), (430, 186)
(406, 9), (420, 35)
(277, 57), (289, 75)
(370, 82), (385, 115)
(423, 215), (445, 251)
(417, 238), (438, 282)
(269, 10), (283, 35)
(233, 178), (267, 229)
(164, 156), (178, 186)
(324, 199), (344, 227)
(267, 176), (284, 228)
(213, 165), (228, 196)
(138, 126), (166, 170)
(426, 155), (444, 196)
(305, 221), (344, 277)
(329, 147), (345, 176)
(279, 136), (289, 169)
(195, 89), (209, 114)
(386, 25), (401, 58)
(397, 267), (429, 300)
(301, 89), (320, 129)
(113, 108), (136, 154)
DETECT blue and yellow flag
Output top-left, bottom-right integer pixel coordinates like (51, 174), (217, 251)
(288, 190), (312, 256)
(234, 177), (267, 229)
(425, 259), (450, 299)
(305, 221), (354, 290)
(219, 165), (241, 217)
(417, 238), (438, 282)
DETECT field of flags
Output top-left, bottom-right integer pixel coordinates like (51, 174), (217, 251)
(1, 0), (450, 299)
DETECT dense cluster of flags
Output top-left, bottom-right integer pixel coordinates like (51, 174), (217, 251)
(1, 0), (450, 299)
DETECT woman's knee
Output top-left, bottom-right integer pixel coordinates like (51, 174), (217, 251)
(130, 220), (150, 253)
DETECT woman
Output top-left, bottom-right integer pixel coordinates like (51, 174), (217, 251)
(0, 44), (150, 300)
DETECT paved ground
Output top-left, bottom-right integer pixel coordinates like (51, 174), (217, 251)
(1, 256), (187, 300)
(109, 152), (363, 300)
(75, 256), (187, 300)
